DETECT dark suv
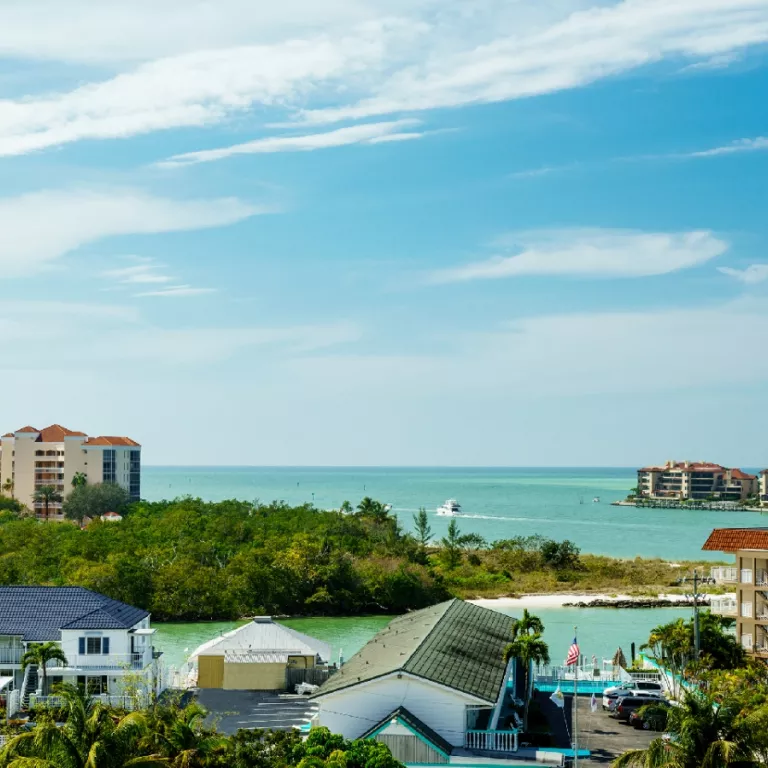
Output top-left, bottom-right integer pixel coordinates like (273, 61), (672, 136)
(613, 695), (665, 722)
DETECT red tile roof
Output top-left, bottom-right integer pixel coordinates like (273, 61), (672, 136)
(703, 528), (768, 552)
(729, 469), (756, 480)
(37, 424), (88, 442)
(83, 436), (140, 447)
(2, 433), (13, 438)
(15, 426), (39, 434)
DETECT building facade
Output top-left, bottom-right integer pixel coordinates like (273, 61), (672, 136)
(704, 528), (768, 661)
(637, 461), (757, 502)
(0, 586), (161, 713)
(311, 599), (517, 762)
(0, 424), (140, 518)
(761, 470), (768, 507)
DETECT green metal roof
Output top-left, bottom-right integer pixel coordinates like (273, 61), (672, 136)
(312, 599), (512, 703)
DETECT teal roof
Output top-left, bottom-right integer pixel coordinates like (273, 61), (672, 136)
(312, 599), (512, 703)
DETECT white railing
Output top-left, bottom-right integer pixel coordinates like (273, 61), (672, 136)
(465, 729), (519, 753)
(710, 567), (738, 583)
(741, 634), (753, 651)
(709, 597), (737, 616)
(741, 569), (754, 584)
(29, 692), (151, 712)
(742, 602), (753, 618)
(757, 604), (768, 620)
(61, 649), (154, 671)
(757, 570), (768, 587)
(0, 648), (23, 664)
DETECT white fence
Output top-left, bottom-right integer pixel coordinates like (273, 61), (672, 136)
(465, 729), (519, 753)
(28, 692), (152, 712)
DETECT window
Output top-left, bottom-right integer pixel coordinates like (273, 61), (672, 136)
(129, 450), (141, 500)
(102, 449), (116, 483)
(77, 676), (108, 695)
(79, 637), (110, 655)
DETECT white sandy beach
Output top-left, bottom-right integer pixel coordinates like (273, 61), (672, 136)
(470, 593), (717, 609)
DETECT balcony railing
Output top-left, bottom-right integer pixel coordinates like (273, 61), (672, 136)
(709, 597), (737, 616)
(757, 570), (768, 587)
(711, 567), (738, 583)
(0, 648), (23, 664)
(465, 729), (520, 753)
(51, 649), (154, 671)
(741, 569), (754, 584)
(742, 602), (753, 618)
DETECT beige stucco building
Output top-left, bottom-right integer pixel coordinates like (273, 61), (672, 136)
(761, 470), (768, 507)
(0, 424), (140, 519)
(637, 461), (757, 501)
(191, 617), (331, 691)
(704, 528), (768, 661)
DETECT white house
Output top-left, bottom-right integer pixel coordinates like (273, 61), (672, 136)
(0, 587), (161, 713)
(310, 599), (517, 764)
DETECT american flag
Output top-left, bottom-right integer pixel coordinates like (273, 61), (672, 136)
(566, 637), (580, 666)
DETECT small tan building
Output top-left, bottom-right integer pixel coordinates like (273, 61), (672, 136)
(192, 617), (331, 690)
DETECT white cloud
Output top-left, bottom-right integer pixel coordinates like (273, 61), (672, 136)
(718, 264), (768, 284)
(0, 189), (263, 277)
(103, 263), (173, 284)
(430, 229), (728, 283)
(685, 136), (768, 158)
(134, 284), (217, 298)
(1, 0), (766, 155)
(300, 0), (768, 124)
(160, 120), (422, 167)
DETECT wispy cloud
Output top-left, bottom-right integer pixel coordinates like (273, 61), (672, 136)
(718, 264), (768, 285)
(683, 136), (768, 158)
(103, 262), (173, 284)
(0, 189), (264, 277)
(159, 120), (423, 167)
(1, 0), (766, 155)
(430, 229), (728, 283)
(508, 164), (577, 180)
(134, 284), (217, 298)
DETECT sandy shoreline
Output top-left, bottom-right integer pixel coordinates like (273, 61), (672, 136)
(470, 593), (716, 609)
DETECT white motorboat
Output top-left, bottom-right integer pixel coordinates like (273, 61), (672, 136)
(437, 499), (461, 516)
(593, 496), (600, 503)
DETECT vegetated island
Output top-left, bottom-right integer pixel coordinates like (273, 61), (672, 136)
(0, 492), (722, 621)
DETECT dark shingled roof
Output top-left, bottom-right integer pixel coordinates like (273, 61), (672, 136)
(0, 587), (149, 641)
(703, 528), (768, 553)
(312, 599), (512, 703)
(362, 707), (454, 757)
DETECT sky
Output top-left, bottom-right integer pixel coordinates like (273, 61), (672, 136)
(1, 0), (768, 467)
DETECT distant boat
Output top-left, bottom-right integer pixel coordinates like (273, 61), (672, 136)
(593, 496), (601, 503)
(437, 499), (461, 517)
(383, 503), (392, 512)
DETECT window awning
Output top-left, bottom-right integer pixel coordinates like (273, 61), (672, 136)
(0, 676), (14, 691)
(130, 628), (157, 635)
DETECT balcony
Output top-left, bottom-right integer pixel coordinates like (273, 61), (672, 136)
(465, 729), (520, 753)
(741, 569), (754, 585)
(710, 567), (738, 584)
(741, 602), (753, 619)
(62, 649), (155, 671)
(757, 570), (768, 587)
(0, 648), (23, 664)
(709, 596), (737, 616)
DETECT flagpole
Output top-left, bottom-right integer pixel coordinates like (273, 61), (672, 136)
(573, 625), (578, 767)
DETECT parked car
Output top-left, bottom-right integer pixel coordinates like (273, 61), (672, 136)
(603, 680), (663, 699)
(613, 695), (666, 722)
(602, 687), (664, 711)
(628, 702), (670, 731)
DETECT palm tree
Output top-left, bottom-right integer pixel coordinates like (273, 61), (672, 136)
(510, 609), (545, 641)
(33, 484), (63, 521)
(2, 478), (13, 497)
(21, 641), (68, 696)
(71, 472), (88, 488)
(0, 684), (164, 767)
(612, 691), (767, 768)
(153, 703), (227, 767)
(504, 632), (550, 732)
(339, 500), (353, 515)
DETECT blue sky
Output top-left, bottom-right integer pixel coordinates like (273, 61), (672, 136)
(1, 0), (767, 466)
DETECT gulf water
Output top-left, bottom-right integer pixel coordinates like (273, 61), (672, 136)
(143, 466), (766, 561)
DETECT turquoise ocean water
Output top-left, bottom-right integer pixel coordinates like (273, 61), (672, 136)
(142, 466), (765, 561)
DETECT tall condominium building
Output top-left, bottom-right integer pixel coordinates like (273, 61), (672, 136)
(0, 424), (140, 519)
(637, 460), (757, 502)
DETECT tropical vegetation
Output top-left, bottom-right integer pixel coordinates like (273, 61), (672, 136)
(32, 485), (63, 520)
(0, 685), (403, 768)
(21, 641), (69, 696)
(0, 497), (718, 621)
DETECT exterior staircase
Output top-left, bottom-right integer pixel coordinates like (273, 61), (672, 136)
(21, 664), (38, 710)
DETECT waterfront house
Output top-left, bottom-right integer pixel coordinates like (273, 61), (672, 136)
(0, 586), (160, 713)
(190, 617), (331, 690)
(704, 528), (768, 660)
(0, 424), (141, 519)
(310, 599), (517, 764)
(637, 461), (756, 502)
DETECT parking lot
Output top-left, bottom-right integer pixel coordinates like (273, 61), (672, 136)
(196, 690), (318, 735)
(575, 696), (658, 764)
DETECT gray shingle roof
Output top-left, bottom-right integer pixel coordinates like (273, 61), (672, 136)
(312, 599), (513, 703)
(0, 587), (149, 641)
